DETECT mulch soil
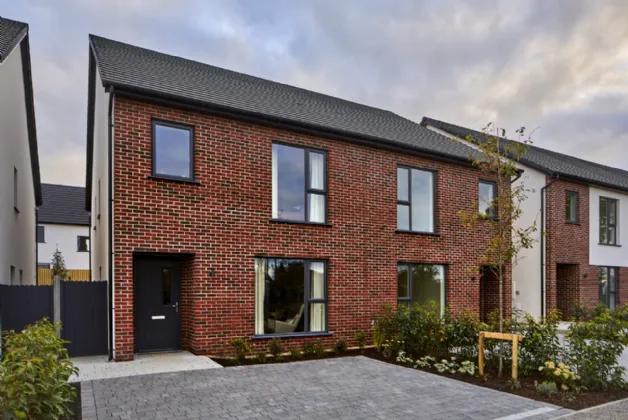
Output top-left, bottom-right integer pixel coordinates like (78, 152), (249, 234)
(213, 348), (628, 410)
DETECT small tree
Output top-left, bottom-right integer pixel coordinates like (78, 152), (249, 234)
(456, 123), (538, 377)
(51, 249), (68, 280)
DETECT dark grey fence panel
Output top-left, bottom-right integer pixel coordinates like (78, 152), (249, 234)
(60, 281), (108, 357)
(0, 285), (54, 332)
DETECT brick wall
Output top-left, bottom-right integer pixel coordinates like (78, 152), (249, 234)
(111, 96), (511, 361)
(545, 179), (628, 317)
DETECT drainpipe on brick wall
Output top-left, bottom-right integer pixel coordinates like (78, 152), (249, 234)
(540, 175), (560, 317)
(107, 88), (115, 361)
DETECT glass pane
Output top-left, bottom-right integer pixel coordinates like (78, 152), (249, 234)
(479, 182), (495, 217)
(609, 268), (617, 292)
(162, 268), (171, 305)
(397, 265), (409, 298)
(264, 259), (305, 334)
(309, 262), (325, 299)
(412, 264), (445, 314)
(609, 226), (616, 245)
(308, 193), (325, 223)
(309, 152), (325, 190)
(599, 268), (608, 307)
(609, 200), (617, 224)
(397, 168), (409, 201)
(566, 193), (577, 222)
(309, 303), (326, 332)
(609, 293), (617, 310)
(154, 124), (192, 178)
(273, 144), (305, 221)
(411, 169), (434, 232)
(397, 204), (410, 230)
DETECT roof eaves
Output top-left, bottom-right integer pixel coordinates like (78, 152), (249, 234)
(0, 23), (27, 63)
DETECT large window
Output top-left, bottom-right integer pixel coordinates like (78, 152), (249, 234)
(397, 263), (446, 314)
(600, 197), (618, 245)
(152, 120), (194, 181)
(397, 167), (435, 232)
(272, 143), (326, 223)
(479, 181), (497, 218)
(255, 258), (327, 336)
(599, 267), (618, 309)
(565, 191), (579, 223)
(37, 225), (45, 243)
(77, 236), (90, 252)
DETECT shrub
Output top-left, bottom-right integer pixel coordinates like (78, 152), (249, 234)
(302, 342), (316, 358)
(512, 309), (562, 376)
(268, 337), (283, 359)
(256, 353), (267, 364)
(0, 319), (78, 419)
(566, 308), (627, 390)
(230, 338), (250, 363)
(333, 339), (348, 354)
(536, 380), (558, 395)
(444, 309), (484, 360)
(289, 347), (302, 360)
(355, 331), (366, 350)
(434, 357), (459, 374)
(313, 340), (326, 358)
(458, 360), (477, 376)
(538, 361), (579, 391)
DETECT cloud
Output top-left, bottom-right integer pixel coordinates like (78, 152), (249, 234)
(3, 0), (628, 186)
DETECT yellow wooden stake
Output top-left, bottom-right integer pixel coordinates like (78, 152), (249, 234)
(477, 331), (522, 380)
(478, 332), (485, 376)
(512, 337), (519, 381)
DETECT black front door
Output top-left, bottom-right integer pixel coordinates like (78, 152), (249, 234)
(135, 257), (181, 352)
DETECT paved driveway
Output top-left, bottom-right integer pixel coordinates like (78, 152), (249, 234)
(81, 356), (571, 420)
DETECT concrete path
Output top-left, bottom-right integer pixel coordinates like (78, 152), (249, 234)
(81, 356), (572, 420)
(70, 351), (222, 382)
(555, 398), (628, 420)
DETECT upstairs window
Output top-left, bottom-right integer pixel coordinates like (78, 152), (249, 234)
(479, 181), (497, 218)
(600, 197), (618, 245)
(37, 225), (45, 243)
(272, 143), (326, 223)
(77, 236), (90, 252)
(599, 267), (618, 309)
(152, 120), (194, 181)
(397, 166), (435, 233)
(565, 191), (579, 223)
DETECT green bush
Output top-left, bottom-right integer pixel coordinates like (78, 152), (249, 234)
(538, 361), (580, 391)
(512, 309), (562, 376)
(268, 338), (283, 359)
(289, 347), (302, 360)
(566, 308), (627, 390)
(355, 331), (366, 350)
(302, 343), (316, 358)
(313, 340), (326, 358)
(444, 310), (485, 360)
(230, 338), (249, 363)
(536, 380), (558, 395)
(333, 339), (348, 354)
(0, 318), (78, 419)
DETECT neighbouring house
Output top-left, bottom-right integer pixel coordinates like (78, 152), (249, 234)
(0, 17), (42, 286)
(422, 118), (628, 319)
(86, 35), (510, 361)
(37, 184), (90, 272)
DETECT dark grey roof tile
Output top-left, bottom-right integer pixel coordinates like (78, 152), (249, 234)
(0, 16), (27, 62)
(39, 184), (90, 225)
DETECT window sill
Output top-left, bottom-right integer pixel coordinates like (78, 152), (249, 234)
(252, 332), (333, 340)
(269, 219), (332, 227)
(395, 230), (440, 237)
(598, 243), (622, 247)
(148, 175), (200, 185)
(565, 221), (580, 225)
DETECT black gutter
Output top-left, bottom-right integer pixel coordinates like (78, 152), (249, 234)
(107, 87), (114, 361)
(540, 175), (560, 317)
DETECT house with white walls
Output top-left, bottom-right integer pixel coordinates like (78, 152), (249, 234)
(423, 117), (628, 319)
(0, 16), (42, 285)
(37, 184), (90, 270)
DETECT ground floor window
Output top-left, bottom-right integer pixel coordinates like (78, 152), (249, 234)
(397, 263), (446, 314)
(255, 258), (327, 335)
(599, 267), (618, 309)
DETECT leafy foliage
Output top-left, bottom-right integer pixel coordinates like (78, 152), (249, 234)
(355, 331), (366, 350)
(313, 340), (326, 358)
(332, 339), (348, 354)
(51, 250), (68, 280)
(536, 380), (558, 395)
(302, 343), (316, 358)
(0, 318), (78, 420)
(538, 361), (580, 391)
(268, 338), (283, 359)
(289, 347), (302, 360)
(230, 338), (249, 363)
(511, 309), (562, 376)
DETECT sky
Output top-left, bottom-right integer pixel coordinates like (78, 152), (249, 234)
(3, 0), (628, 186)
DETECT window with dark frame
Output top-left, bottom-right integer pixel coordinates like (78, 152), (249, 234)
(10, 266), (15, 285)
(77, 236), (90, 252)
(479, 181), (497, 218)
(37, 263), (50, 269)
(272, 143), (327, 223)
(13, 167), (18, 212)
(162, 268), (172, 305)
(599, 267), (618, 309)
(397, 263), (446, 315)
(19, 270), (23, 285)
(566, 191), (579, 223)
(152, 120), (194, 181)
(37, 225), (45, 243)
(255, 258), (327, 336)
(600, 197), (618, 245)
(397, 166), (436, 233)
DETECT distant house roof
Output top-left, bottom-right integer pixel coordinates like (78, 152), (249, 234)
(86, 35), (480, 209)
(422, 117), (628, 193)
(38, 184), (90, 226)
(0, 16), (42, 205)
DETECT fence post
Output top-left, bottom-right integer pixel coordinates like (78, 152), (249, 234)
(53, 276), (61, 337)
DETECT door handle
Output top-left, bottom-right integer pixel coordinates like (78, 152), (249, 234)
(172, 301), (179, 312)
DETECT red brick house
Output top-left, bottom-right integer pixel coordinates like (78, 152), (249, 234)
(86, 36), (508, 361)
(423, 118), (628, 320)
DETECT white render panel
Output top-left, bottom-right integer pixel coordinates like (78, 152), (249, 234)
(0, 44), (36, 285)
(589, 186), (628, 267)
(37, 224), (90, 269)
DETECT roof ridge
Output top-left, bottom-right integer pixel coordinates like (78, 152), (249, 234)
(88, 34), (397, 116)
